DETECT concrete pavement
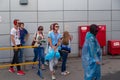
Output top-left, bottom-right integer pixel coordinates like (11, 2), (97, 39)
(0, 55), (120, 80)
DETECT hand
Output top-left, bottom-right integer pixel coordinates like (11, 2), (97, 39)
(35, 40), (38, 42)
(96, 61), (101, 65)
(52, 46), (57, 51)
(14, 45), (18, 51)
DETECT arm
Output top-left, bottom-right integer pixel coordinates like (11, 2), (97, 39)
(48, 32), (53, 48)
(24, 33), (29, 42)
(56, 38), (61, 48)
(11, 35), (16, 46)
(88, 37), (101, 64)
(33, 33), (38, 42)
(24, 29), (29, 42)
(95, 40), (102, 64)
(48, 37), (52, 48)
(55, 34), (62, 49)
(11, 35), (18, 50)
(10, 29), (17, 47)
(48, 37), (57, 51)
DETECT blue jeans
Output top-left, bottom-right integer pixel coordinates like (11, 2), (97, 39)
(18, 44), (25, 62)
(61, 51), (68, 72)
(33, 46), (45, 65)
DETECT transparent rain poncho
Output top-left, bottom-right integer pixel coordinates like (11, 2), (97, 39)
(82, 32), (102, 80)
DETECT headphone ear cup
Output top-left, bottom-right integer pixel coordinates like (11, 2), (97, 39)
(13, 19), (19, 25)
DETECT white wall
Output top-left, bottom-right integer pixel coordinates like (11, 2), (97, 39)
(0, 0), (120, 62)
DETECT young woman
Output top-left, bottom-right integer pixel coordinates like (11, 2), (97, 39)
(45, 23), (61, 80)
(61, 31), (72, 76)
(32, 26), (45, 70)
(82, 24), (102, 80)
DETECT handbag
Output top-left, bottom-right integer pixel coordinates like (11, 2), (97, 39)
(31, 33), (37, 46)
(31, 41), (36, 46)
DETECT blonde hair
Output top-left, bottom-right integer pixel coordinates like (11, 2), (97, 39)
(62, 31), (70, 45)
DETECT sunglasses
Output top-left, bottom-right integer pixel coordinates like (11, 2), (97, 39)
(55, 25), (59, 27)
(39, 29), (43, 31)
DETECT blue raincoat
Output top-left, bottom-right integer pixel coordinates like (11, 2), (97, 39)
(82, 32), (102, 80)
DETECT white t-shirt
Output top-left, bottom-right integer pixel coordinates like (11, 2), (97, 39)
(10, 27), (21, 46)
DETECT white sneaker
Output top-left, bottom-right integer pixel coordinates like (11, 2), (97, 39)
(52, 75), (56, 80)
(45, 61), (48, 66)
(61, 71), (70, 76)
(61, 72), (67, 76)
(65, 71), (70, 74)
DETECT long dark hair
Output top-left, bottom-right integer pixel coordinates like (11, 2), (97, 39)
(90, 24), (99, 36)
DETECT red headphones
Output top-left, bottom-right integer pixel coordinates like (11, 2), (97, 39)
(13, 19), (19, 25)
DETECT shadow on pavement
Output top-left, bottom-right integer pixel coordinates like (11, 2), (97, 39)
(102, 71), (120, 80)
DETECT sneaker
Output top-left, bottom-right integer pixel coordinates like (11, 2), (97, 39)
(17, 70), (25, 75)
(8, 68), (15, 73)
(61, 71), (70, 76)
(61, 72), (67, 76)
(45, 61), (49, 66)
(52, 75), (56, 80)
(65, 71), (70, 74)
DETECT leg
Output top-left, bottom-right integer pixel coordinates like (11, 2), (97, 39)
(40, 47), (45, 65)
(11, 48), (21, 71)
(49, 59), (56, 80)
(49, 59), (54, 72)
(18, 48), (23, 63)
(33, 48), (38, 62)
(95, 65), (101, 80)
(84, 64), (97, 80)
(54, 58), (58, 66)
(58, 50), (62, 61)
(61, 52), (68, 72)
(38, 47), (45, 69)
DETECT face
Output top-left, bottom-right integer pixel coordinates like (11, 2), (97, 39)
(20, 24), (24, 28)
(54, 25), (59, 31)
(38, 28), (43, 32)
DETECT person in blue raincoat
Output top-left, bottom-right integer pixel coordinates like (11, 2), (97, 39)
(82, 24), (102, 80)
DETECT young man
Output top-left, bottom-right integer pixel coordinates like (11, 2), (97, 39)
(19, 22), (29, 62)
(9, 19), (25, 75)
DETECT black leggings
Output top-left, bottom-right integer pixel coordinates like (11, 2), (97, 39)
(10, 45), (21, 71)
